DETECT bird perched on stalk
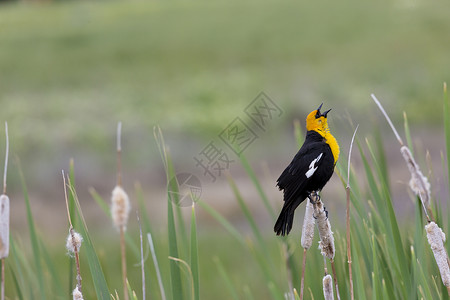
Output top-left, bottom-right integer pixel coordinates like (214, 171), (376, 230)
(274, 104), (339, 236)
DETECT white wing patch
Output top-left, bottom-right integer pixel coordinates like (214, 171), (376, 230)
(305, 153), (323, 178)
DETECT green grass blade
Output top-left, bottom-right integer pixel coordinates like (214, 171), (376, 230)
(243, 286), (255, 300)
(403, 112), (414, 157)
(371, 235), (382, 300)
(238, 153), (276, 219)
(214, 257), (240, 300)
(89, 188), (111, 217)
(190, 204), (200, 300)
(9, 267), (24, 300)
(127, 279), (138, 300)
(9, 237), (29, 299)
(350, 241), (367, 300)
(154, 126), (185, 300)
(167, 192), (184, 300)
(167, 152), (188, 255)
(68, 184), (110, 299)
(39, 239), (64, 298)
(16, 158), (46, 300)
(197, 201), (246, 246)
(411, 246), (433, 299)
(444, 83), (450, 190)
(227, 175), (267, 255)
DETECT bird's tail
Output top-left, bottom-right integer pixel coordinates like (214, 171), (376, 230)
(274, 205), (295, 236)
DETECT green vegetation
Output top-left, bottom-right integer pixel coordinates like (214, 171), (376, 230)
(1, 0), (450, 299)
(3, 90), (450, 299)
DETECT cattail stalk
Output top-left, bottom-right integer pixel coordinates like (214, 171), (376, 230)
(346, 125), (358, 300)
(0, 122), (9, 300)
(330, 260), (340, 300)
(371, 94), (433, 220)
(63, 171), (83, 297)
(112, 122), (130, 300)
(300, 199), (315, 300)
(310, 192), (340, 299)
(426, 222), (450, 295)
(372, 94), (450, 292)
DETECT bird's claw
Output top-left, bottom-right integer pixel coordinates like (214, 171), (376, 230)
(308, 191), (320, 204)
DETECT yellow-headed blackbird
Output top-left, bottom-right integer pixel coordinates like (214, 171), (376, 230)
(274, 104), (340, 236)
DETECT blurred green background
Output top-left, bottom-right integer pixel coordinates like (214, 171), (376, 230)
(1, 0), (450, 298)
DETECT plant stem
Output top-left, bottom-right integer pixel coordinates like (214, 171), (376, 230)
(1, 258), (4, 300)
(117, 122), (122, 187)
(120, 226), (128, 300)
(70, 227), (82, 292)
(346, 186), (353, 300)
(300, 248), (307, 300)
(346, 125), (358, 300)
(330, 260), (340, 300)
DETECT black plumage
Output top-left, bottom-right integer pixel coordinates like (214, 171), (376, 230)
(274, 130), (335, 236)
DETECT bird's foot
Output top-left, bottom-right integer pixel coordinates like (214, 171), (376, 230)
(308, 191), (320, 204)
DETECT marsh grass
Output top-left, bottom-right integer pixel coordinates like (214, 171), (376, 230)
(1, 88), (450, 299)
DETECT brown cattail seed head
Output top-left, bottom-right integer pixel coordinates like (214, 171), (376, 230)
(111, 185), (131, 231)
(66, 230), (83, 256)
(323, 274), (334, 300)
(301, 198), (315, 249)
(72, 286), (84, 300)
(400, 146), (431, 209)
(0, 194), (10, 259)
(314, 199), (335, 259)
(426, 222), (450, 287)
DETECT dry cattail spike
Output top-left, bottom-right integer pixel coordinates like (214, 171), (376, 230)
(301, 198), (315, 250)
(323, 274), (334, 300)
(111, 185), (131, 231)
(66, 230), (83, 256)
(425, 222), (450, 288)
(0, 195), (9, 259)
(401, 146), (432, 211)
(312, 195), (335, 260)
(72, 286), (84, 300)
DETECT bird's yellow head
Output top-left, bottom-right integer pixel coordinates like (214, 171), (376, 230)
(305, 103), (331, 134)
(305, 103), (340, 164)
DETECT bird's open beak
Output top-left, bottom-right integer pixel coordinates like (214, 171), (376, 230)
(317, 103), (323, 114)
(322, 109), (331, 118)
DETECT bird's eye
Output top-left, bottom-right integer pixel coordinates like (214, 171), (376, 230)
(315, 112), (320, 118)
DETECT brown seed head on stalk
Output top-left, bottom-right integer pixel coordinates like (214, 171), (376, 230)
(111, 185), (131, 231)
(301, 198), (315, 249)
(425, 222), (450, 287)
(400, 146), (431, 209)
(313, 197), (335, 260)
(323, 274), (334, 300)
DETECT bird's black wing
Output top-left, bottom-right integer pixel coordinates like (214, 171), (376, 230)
(277, 141), (333, 205)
